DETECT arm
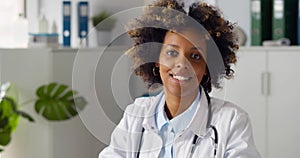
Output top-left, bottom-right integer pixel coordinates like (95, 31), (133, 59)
(224, 113), (261, 158)
(98, 113), (129, 158)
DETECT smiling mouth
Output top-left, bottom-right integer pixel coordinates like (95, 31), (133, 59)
(170, 74), (192, 81)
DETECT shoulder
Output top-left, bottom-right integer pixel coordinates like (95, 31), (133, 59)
(121, 93), (162, 123)
(125, 95), (157, 114)
(210, 98), (261, 157)
(117, 94), (160, 131)
(210, 97), (250, 127)
(211, 97), (248, 118)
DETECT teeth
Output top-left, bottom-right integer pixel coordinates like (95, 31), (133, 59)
(173, 75), (190, 81)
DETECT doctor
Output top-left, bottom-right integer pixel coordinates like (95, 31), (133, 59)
(99, 0), (261, 157)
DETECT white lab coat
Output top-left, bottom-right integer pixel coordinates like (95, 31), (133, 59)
(99, 89), (261, 158)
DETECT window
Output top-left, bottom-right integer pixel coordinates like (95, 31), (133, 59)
(0, 0), (27, 48)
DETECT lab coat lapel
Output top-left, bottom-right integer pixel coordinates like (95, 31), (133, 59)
(189, 88), (209, 136)
(138, 130), (162, 158)
(138, 92), (164, 158)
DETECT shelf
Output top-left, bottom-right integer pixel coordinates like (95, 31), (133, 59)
(240, 46), (300, 51)
(1, 45), (300, 54)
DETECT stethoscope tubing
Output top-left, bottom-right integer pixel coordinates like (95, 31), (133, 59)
(189, 125), (218, 158)
(136, 128), (145, 158)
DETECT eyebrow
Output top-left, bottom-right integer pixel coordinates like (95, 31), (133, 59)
(165, 44), (204, 52)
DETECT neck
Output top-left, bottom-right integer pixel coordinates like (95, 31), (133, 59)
(164, 89), (198, 119)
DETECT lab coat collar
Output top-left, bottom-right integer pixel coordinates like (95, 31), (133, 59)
(188, 87), (209, 137)
(142, 91), (164, 132)
(142, 88), (209, 137)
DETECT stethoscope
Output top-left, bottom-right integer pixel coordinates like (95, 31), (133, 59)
(136, 90), (219, 158)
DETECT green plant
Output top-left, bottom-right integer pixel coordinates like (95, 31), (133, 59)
(91, 10), (116, 31)
(0, 83), (33, 151)
(0, 82), (87, 151)
(35, 83), (87, 121)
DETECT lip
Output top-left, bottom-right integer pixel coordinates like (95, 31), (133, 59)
(173, 75), (192, 81)
(169, 73), (192, 85)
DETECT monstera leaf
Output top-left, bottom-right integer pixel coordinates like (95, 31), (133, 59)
(0, 82), (33, 152)
(0, 82), (87, 151)
(35, 83), (87, 121)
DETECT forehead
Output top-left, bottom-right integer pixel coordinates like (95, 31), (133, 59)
(163, 28), (207, 48)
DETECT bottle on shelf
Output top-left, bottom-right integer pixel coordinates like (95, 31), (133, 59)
(51, 21), (58, 34)
(39, 11), (49, 33)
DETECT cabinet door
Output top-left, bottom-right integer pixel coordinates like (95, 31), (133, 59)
(211, 49), (267, 157)
(268, 51), (300, 158)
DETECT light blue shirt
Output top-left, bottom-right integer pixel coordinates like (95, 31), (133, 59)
(155, 90), (201, 158)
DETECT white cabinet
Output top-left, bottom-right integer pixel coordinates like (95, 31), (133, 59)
(0, 47), (131, 158)
(51, 49), (103, 158)
(212, 47), (300, 158)
(51, 46), (132, 158)
(267, 51), (300, 158)
(0, 49), (53, 158)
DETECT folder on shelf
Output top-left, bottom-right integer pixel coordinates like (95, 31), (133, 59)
(251, 0), (273, 46)
(77, 1), (89, 46)
(298, 0), (300, 45)
(63, 1), (71, 47)
(272, 0), (298, 45)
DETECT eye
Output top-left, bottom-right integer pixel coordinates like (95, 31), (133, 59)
(166, 50), (178, 57)
(190, 53), (202, 60)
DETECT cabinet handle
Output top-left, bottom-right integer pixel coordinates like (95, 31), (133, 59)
(261, 72), (270, 96)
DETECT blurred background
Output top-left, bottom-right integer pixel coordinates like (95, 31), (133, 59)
(0, 0), (299, 158)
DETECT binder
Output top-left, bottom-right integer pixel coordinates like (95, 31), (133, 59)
(272, 0), (298, 45)
(63, 1), (71, 47)
(298, 0), (300, 45)
(77, 1), (89, 46)
(250, 0), (272, 46)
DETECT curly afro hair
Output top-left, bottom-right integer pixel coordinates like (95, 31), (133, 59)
(125, 0), (239, 93)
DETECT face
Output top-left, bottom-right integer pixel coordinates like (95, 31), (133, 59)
(158, 28), (207, 97)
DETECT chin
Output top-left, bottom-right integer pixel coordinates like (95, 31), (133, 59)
(164, 85), (199, 97)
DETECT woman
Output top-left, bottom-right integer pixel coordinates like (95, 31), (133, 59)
(99, 0), (261, 157)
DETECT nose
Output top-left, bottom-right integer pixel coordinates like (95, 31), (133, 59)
(175, 55), (189, 69)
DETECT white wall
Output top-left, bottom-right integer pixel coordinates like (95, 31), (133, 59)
(218, 0), (251, 46)
(27, 0), (143, 48)
(0, 0), (28, 48)
(143, 0), (251, 46)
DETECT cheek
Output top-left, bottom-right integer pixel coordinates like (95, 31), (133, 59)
(158, 64), (170, 77)
(158, 65), (170, 84)
(193, 63), (206, 79)
(158, 55), (173, 70)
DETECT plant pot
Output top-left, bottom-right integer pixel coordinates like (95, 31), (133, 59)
(96, 30), (112, 46)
